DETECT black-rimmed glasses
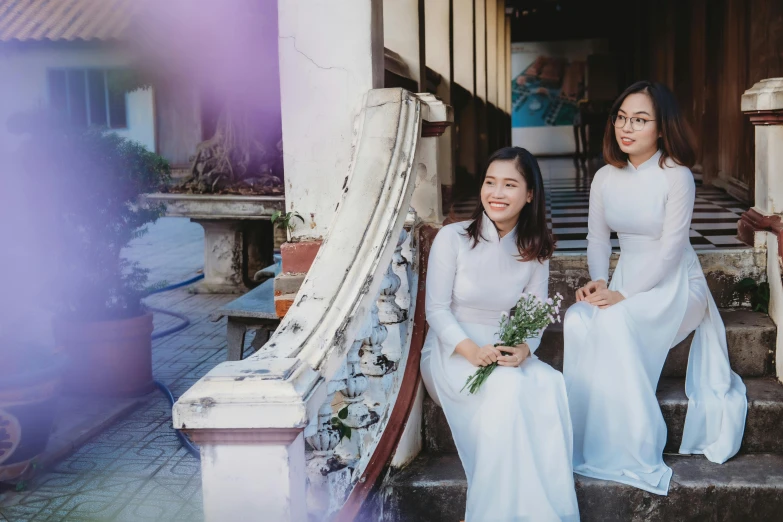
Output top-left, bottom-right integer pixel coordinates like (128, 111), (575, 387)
(612, 114), (655, 131)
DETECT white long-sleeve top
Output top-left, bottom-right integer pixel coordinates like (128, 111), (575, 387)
(424, 215), (549, 354)
(587, 150), (696, 298)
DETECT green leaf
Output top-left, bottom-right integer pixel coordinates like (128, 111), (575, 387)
(271, 210), (282, 224)
(735, 277), (758, 292)
(344, 426), (352, 440)
(338, 406), (348, 420)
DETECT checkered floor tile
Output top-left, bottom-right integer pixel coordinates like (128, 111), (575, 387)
(448, 159), (750, 253)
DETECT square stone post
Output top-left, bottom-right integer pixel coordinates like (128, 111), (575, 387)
(739, 77), (783, 380)
(196, 429), (307, 521)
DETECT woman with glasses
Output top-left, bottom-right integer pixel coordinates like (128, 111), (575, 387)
(562, 81), (747, 495)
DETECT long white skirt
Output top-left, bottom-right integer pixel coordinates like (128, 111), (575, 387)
(421, 320), (580, 522)
(563, 243), (747, 495)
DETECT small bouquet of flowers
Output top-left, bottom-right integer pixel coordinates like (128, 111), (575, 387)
(461, 292), (564, 395)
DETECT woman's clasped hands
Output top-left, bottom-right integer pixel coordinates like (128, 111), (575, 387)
(464, 342), (531, 367)
(576, 279), (625, 309)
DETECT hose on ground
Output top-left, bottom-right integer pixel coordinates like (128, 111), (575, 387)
(144, 273), (205, 460)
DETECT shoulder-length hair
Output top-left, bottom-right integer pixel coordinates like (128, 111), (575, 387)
(603, 81), (696, 169)
(463, 147), (555, 262)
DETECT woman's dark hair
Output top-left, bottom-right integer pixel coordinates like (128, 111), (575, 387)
(603, 81), (696, 169)
(464, 147), (555, 262)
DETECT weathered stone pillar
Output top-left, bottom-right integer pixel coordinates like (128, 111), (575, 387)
(453, 0), (478, 181)
(495, 0), (506, 124)
(383, 0), (424, 90)
(504, 16), (512, 146)
(474, 0), (489, 173)
(425, 0), (454, 211)
(739, 77), (783, 381)
(274, 0), (385, 315)
(485, 0), (499, 153)
(196, 429), (307, 521)
(411, 94), (453, 224)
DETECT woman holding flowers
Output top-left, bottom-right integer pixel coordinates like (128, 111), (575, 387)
(563, 81), (747, 495)
(420, 147), (579, 521)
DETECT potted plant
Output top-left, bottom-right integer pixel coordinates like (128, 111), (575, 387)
(0, 340), (61, 484)
(14, 122), (170, 397)
(0, 181), (64, 483)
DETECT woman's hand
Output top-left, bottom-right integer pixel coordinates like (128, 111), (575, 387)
(576, 279), (607, 302)
(496, 343), (531, 367)
(462, 343), (503, 367)
(584, 288), (625, 309)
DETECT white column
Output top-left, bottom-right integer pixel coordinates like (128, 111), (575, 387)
(383, 0), (423, 89)
(277, 0), (384, 241)
(475, 0), (487, 103)
(741, 78), (783, 221)
(496, 1), (506, 116)
(424, 0), (454, 195)
(411, 94), (452, 223)
(485, 0), (498, 107)
(742, 80), (783, 216)
(741, 78), (783, 381)
(453, 0), (475, 93)
(505, 16), (512, 114)
(454, 0), (477, 177)
(198, 430), (307, 522)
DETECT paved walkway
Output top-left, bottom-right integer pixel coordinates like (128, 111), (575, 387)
(0, 218), (226, 522)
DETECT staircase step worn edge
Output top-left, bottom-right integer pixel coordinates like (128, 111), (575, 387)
(423, 378), (783, 456)
(382, 453), (783, 522)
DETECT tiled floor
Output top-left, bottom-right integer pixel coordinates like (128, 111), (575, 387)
(449, 158), (750, 252)
(0, 218), (222, 522)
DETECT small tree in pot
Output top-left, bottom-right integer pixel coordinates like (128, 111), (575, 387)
(13, 119), (170, 396)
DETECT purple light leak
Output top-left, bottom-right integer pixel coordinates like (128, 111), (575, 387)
(0, 0), (283, 352)
(130, 0), (283, 144)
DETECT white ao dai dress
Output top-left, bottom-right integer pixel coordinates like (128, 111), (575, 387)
(563, 151), (747, 495)
(420, 216), (580, 522)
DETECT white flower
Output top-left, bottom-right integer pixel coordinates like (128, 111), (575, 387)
(520, 293), (528, 299)
(556, 315), (561, 323)
(546, 298), (553, 305)
(554, 306), (560, 314)
(500, 311), (508, 319)
(548, 314), (555, 322)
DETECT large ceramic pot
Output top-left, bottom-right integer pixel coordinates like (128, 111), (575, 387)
(0, 357), (61, 482)
(53, 312), (154, 397)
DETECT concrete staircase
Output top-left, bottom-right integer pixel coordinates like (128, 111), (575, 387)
(377, 251), (783, 521)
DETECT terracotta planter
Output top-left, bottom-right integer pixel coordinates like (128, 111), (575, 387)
(0, 360), (61, 482)
(53, 313), (155, 397)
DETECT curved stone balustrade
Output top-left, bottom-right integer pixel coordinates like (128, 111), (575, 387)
(172, 88), (452, 521)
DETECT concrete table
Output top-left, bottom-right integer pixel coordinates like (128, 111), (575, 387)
(143, 193), (285, 293)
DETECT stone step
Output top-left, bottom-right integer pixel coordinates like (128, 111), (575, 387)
(536, 309), (774, 378)
(549, 248), (765, 310)
(423, 377), (783, 456)
(380, 453), (783, 521)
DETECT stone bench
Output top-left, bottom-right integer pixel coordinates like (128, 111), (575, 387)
(210, 263), (282, 361)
